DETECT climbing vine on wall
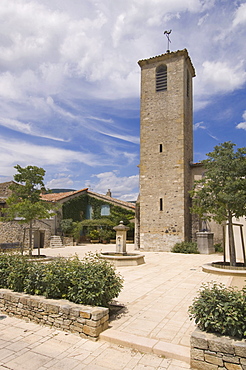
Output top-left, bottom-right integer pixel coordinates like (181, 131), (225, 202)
(62, 194), (88, 222)
(62, 194), (135, 227)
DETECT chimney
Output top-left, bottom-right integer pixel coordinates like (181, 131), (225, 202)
(106, 189), (112, 197)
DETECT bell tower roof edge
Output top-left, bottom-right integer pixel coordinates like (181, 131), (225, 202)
(138, 48), (195, 77)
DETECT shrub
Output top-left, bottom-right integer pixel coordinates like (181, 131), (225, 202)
(42, 257), (73, 299)
(23, 262), (47, 295)
(0, 253), (15, 288)
(88, 230), (100, 240)
(189, 282), (246, 339)
(214, 243), (223, 253)
(99, 229), (113, 242)
(0, 252), (123, 307)
(60, 218), (74, 236)
(171, 241), (199, 254)
(7, 255), (30, 292)
(67, 253), (123, 307)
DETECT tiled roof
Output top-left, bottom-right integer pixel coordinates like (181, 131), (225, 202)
(41, 189), (88, 202)
(87, 190), (135, 210)
(0, 181), (135, 211)
(40, 189), (135, 211)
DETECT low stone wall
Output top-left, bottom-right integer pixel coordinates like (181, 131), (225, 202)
(62, 236), (74, 246)
(191, 328), (246, 369)
(0, 289), (109, 341)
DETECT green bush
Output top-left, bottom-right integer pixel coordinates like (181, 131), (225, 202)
(189, 282), (246, 339)
(171, 241), (199, 254)
(0, 253), (123, 307)
(214, 243), (223, 253)
(0, 254), (13, 288)
(88, 230), (100, 240)
(67, 253), (123, 307)
(7, 255), (30, 292)
(42, 257), (73, 299)
(23, 262), (47, 295)
(60, 218), (74, 236)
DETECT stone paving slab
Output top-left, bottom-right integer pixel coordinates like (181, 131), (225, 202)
(0, 244), (241, 369)
(0, 314), (190, 369)
(100, 328), (190, 363)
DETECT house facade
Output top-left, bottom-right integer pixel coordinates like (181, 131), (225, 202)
(0, 183), (135, 248)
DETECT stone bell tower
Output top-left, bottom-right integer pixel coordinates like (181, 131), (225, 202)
(137, 49), (196, 251)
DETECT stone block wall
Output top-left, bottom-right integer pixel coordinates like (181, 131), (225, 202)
(191, 328), (246, 370)
(138, 49), (196, 251)
(0, 289), (109, 341)
(63, 236), (74, 246)
(0, 220), (52, 249)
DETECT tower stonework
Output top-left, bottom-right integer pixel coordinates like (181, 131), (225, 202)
(138, 49), (196, 251)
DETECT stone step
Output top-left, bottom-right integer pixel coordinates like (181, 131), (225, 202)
(50, 236), (63, 248)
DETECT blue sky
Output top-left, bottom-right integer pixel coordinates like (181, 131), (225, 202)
(0, 0), (245, 201)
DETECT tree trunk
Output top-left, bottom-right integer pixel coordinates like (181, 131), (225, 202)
(228, 213), (236, 266)
(29, 220), (33, 256)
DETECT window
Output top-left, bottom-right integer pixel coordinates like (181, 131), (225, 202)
(156, 64), (167, 92)
(86, 205), (93, 219)
(101, 205), (110, 216)
(160, 198), (163, 211)
(159, 144), (163, 153)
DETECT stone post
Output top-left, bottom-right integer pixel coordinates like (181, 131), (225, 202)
(113, 221), (129, 254)
(197, 232), (215, 254)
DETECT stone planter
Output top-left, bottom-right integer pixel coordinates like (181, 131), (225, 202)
(191, 328), (246, 369)
(0, 289), (109, 341)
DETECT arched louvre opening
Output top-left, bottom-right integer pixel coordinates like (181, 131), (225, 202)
(156, 65), (167, 92)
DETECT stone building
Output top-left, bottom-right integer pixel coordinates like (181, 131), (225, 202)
(136, 49), (204, 251)
(41, 189), (135, 242)
(0, 182), (135, 249)
(0, 181), (54, 249)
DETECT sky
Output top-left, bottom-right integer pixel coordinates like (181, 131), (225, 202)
(0, 0), (245, 201)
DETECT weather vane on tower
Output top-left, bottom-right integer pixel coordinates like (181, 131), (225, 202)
(164, 30), (172, 53)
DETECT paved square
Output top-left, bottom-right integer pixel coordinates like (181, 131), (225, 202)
(1, 244), (243, 369)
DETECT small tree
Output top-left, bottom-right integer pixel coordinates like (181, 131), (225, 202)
(190, 142), (246, 266)
(4, 165), (56, 256)
(60, 218), (74, 236)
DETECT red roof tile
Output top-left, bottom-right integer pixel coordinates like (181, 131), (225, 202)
(41, 188), (88, 202)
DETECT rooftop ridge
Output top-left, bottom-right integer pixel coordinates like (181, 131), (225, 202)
(87, 190), (135, 210)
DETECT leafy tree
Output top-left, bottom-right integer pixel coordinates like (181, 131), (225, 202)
(3, 165), (56, 256)
(190, 142), (246, 266)
(60, 218), (74, 236)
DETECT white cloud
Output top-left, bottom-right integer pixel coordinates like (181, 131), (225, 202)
(236, 122), (246, 130)
(98, 130), (140, 144)
(0, 117), (67, 141)
(193, 121), (206, 130)
(0, 136), (107, 170)
(0, 0), (245, 199)
(86, 171), (139, 200)
(0, 117), (32, 134)
(200, 61), (246, 95)
(0, 0), (219, 103)
(233, 3), (246, 28)
(46, 176), (74, 189)
(236, 110), (246, 130)
(193, 121), (219, 141)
